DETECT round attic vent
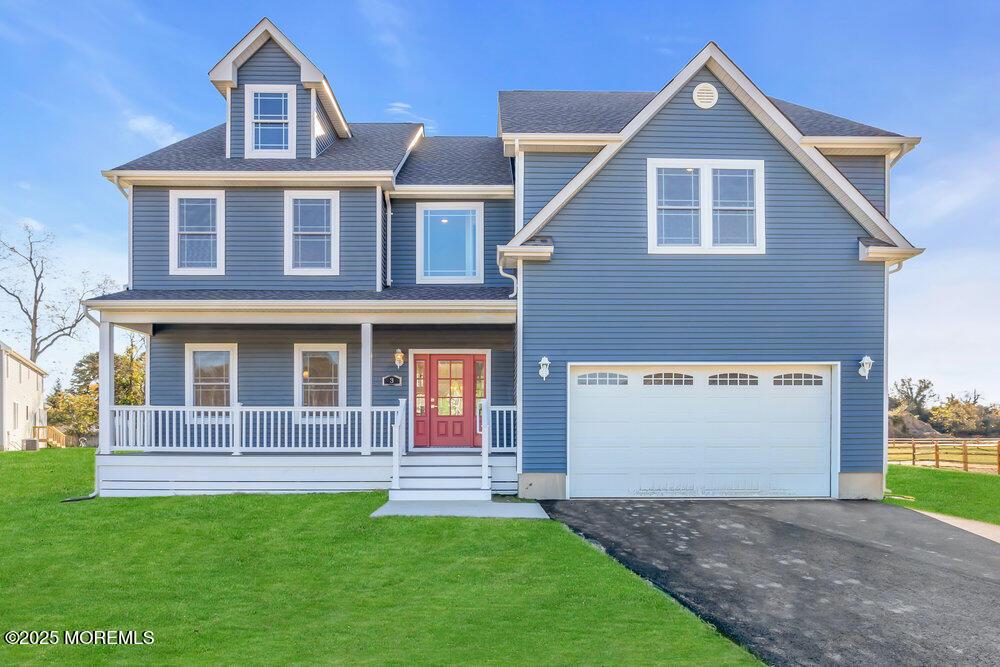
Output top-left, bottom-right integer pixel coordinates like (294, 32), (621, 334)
(692, 82), (719, 109)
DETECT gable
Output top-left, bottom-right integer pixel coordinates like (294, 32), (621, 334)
(510, 44), (916, 253)
(542, 68), (871, 247)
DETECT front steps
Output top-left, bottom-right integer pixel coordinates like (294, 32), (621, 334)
(389, 451), (491, 501)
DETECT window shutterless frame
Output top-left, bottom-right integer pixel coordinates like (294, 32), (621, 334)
(183, 343), (238, 407)
(283, 191), (340, 275)
(646, 158), (765, 254)
(415, 201), (485, 284)
(169, 190), (225, 275)
(243, 83), (297, 159)
(293, 343), (348, 423)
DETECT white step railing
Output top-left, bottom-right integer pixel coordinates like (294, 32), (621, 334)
(490, 406), (518, 451)
(109, 405), (409, 454)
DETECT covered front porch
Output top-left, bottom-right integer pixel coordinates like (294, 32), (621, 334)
(90, 299), (518, 498)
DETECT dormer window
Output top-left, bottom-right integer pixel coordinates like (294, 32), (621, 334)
(244, 84), (296, 158)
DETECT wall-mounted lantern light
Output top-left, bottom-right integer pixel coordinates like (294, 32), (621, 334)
(393, 348), (405, 369)
(538, 356), (550, 381)
(858, 355), (874, 379)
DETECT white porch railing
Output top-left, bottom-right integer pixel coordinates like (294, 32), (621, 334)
(490, 406), (518, 451)
(110, 404), (408, 454)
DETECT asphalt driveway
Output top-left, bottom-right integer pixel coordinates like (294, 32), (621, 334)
(542, 499), (1000, 666)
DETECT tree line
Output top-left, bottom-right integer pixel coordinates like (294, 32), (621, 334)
(890, 378), (1000, 437)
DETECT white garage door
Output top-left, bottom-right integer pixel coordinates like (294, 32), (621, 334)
(568, 364), (834, 498)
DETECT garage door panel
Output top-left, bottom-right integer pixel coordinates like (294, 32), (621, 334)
(569, 364), (833, 498)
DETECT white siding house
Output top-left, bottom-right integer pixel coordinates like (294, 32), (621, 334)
(1, 343), (47, 451)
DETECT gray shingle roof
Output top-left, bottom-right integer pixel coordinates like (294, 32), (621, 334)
(88, 286), (514, 302)
(498, 90), (901, 137)
(112, 123), (423, 172)
(395, 136), (512, 186)
(499, 90), (656, 134)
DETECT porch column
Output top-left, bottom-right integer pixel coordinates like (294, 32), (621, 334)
(361, 322), (373, 454)
(97, 320), (115, 454)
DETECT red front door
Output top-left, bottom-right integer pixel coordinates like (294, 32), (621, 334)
(413, 353), (486, 447)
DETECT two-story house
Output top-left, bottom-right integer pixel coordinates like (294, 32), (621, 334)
(86, 18), (922, 501)
(0, 342), (47, 451)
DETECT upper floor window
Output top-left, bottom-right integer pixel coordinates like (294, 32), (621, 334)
(169, 190), (225, 276)
(244, 84), (296, 159)
(647, 158), (765, 255)
(416, 202), (484, 284)
(283, 191), (340, 275)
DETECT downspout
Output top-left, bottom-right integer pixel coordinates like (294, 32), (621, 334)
(883, 260), (904, 493)
(497, 248), (518, 298)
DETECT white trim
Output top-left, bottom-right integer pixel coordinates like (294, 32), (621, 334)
(514, 146), (524, 230)
(858, 241), (923, 263)
(283, 190), (340, 276)
(393, 126), (425, 177)
(497, 243), (553, 269)
(292, 343), (348, 408)
(564, 361), (841, 499)
(309, 88), (317, 159)
(184, 343), (238, 407)
(96, 309), (515, 326)
(225, 87), (232, 159)
(391, 185), (513, 199)
(103, 170), (393, 189)
(209, 18), (350, 139)
(509, 42), (915, 251)
(126, 185), (134, 288)
(515, 258), (524, 475)
(168, 190), (225, 276)
(385, 192), (393, 286)
(415, 201), (486, 285)
(243, 83), (297, 159)
(407, 348), (492, 450)
(375, 186), (383, 292)
(84, 298), (516, 313)
(646, 158), (765, 255)
(502, 133), (621, 157)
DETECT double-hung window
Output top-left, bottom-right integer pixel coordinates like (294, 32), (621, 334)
(647, 158), (765, 254)
(416, 202), (485, 284)
(169, 190), (225, 275)
(244, 84), (296, 158)
(185, 344), (238, 407)
(294, 344), (347, 413)
(283, 191), (340, 275)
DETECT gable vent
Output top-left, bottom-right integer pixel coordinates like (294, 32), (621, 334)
(692, 82), (719, 109)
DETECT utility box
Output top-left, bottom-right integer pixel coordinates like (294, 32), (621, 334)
(22, 439), (38, 451)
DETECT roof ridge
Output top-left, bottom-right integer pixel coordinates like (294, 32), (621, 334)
(500, 89), (656, 94)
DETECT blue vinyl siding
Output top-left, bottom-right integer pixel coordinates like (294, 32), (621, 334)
(131, 186), (376, 290)
(148, 323), (514, 409)
(522, 153), (591, 224)
(230, 39), (311, 159)
(148, 324), (363, 407)
(389, 198), (515, 287)
(828, 155), (887, 215)
(520, 69), (885, 475)
(371, 325), (514, 406)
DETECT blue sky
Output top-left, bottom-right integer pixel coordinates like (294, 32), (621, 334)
(0, 0), (998, 401)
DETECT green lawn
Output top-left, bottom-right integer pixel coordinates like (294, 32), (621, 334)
(885, 465), (1000, 525)
(0, 450), (754, 666)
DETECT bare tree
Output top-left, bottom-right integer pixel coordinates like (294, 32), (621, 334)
(0, 222), (116, 362)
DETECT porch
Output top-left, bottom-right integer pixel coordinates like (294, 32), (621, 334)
(93, 316), (518, 499)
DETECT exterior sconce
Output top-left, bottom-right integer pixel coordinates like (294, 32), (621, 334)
(393, 348), (405, 369)
(858, 355), (874, 379)
(538, 356), (550, 381)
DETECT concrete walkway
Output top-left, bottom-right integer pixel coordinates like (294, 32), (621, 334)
(372, 499), (549, 519)
(916, 509), (1000, 543)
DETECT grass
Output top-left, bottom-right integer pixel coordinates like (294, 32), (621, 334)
(0, 449), (755, 666)
(885, 465), (1000, 525)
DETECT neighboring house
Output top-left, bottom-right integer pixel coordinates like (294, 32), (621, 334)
(0, 343), (47, 451)
(85, 18), (922, 500)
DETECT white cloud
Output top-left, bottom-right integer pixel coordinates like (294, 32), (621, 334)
(15, 181), (31, 191)
(359, 0), (411, 70)
(16, 216), (44, 231)
(125, 113), (185, 147)
(385, 101), (437, 131)
(894, 140), (1000, 230)
(890, 248), (1000, 403)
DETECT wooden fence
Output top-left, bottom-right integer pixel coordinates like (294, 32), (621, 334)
(888, 438), (1000, 474)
